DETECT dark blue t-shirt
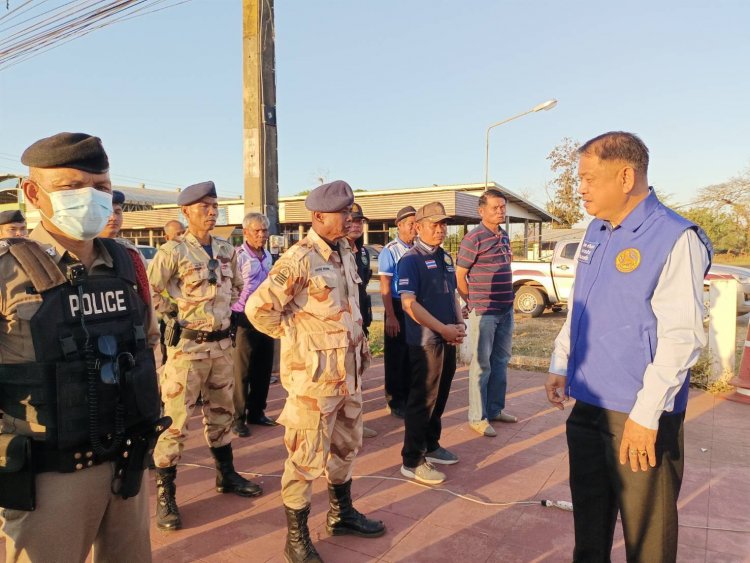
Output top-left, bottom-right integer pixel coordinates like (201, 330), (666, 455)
(397, 238), (458, 346)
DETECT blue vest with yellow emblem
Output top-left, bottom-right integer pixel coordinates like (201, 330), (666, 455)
(567, 190), (712, 414)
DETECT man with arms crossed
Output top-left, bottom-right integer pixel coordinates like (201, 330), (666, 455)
(545, 131), (711, 562)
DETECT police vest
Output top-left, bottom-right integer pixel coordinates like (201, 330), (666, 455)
(566, 192), (712, 414)
(0, 238), (160, 452)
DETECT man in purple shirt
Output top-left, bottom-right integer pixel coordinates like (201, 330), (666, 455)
(231, 212), (278, 437)
(456, 189), (517, 438)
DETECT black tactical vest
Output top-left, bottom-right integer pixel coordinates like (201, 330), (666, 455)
(0, 238), (160, 451)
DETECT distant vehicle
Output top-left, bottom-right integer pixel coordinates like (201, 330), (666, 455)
(137, 245), (157, 265)
(511, 236), (750, 319)
(364, 244), (383, 274)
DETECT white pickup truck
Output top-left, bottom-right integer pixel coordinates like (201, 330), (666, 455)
(512, 235), (750, 318)
(511, 236), (580, 317)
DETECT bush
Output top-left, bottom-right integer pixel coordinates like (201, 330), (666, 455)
(689, 351), (734, 393)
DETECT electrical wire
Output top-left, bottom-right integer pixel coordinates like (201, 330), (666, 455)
(178, 461), (750, 533)
(0, 0), (193, 71)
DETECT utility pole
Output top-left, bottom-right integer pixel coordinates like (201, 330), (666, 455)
(242, 0), (279, 233)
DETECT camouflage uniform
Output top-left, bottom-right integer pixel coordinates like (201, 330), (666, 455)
(246, 228), (369, 509)
(148, 232), (242, 468)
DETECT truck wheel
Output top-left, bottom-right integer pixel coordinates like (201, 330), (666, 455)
(514, 286), (546, 318)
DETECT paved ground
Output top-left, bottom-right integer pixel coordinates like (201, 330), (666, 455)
(153, 363), (750, 562)
(3, 363), (749, 562)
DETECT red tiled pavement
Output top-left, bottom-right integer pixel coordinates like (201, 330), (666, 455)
(3, 363), (750, 562)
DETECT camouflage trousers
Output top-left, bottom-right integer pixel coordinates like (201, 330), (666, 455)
(279, 392), (363, 509)
(153, 347), (235, 468)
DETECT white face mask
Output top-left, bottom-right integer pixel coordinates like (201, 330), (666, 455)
(38, 185), (113, 241)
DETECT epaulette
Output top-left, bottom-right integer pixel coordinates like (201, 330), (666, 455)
(158, 240), (181, 254)
(281, 239), (314, 262)
(2, 238), (66, 292)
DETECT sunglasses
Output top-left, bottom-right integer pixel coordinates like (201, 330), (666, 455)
(207, 259), (219, 285)
(97, 335), (135, 385)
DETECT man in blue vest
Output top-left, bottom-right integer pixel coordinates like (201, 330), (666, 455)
(545, 131), (712, 562)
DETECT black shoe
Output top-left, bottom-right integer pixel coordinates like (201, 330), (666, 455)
(389, 406), (405, 419)
(326, 479), (386, 538)
(155, 467), (182, 531)
(247, 413), (278, 427)
(284, 504), (323, 563)
(232, 419), (251, 437)
(210, 444), (263, 497)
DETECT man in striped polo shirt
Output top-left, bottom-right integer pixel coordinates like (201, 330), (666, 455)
(456, 189), (517, 437)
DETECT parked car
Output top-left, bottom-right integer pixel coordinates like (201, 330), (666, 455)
(137, 245), (157, 265)
(512, 236), (750, 319)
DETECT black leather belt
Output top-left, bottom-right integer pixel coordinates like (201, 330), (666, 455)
(180, 327), (231, 343)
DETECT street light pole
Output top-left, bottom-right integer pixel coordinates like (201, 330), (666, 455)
(484, 99), (558, 190)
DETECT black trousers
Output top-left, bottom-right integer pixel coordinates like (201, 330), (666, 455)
(232, 320), (275, 421)
(401, 342), (456, 468)
(566, 401), (684, 563)
(384, 298), (411, 410)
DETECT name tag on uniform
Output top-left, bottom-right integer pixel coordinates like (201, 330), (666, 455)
(578, 240), (599, 264)
(313, 265), (334, 275)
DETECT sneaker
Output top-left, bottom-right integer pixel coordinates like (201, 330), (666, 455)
(469, 420), (497, 437)
(425, 447), (459, 465)
(490, 411), (518, 423)
(363, 425), (378, 438)
(401, 461), (446, 485)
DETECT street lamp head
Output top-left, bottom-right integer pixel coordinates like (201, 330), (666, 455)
(532, 99), (558, 112)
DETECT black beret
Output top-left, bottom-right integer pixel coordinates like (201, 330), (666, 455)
(396, 206), (416, 223)
(0, 209), (25, 225)
(177, 181), (217, 206)
(351, 202), (368, 221)
(305, 180), (354, 212)
(21, 132), (109, 173)
(112, 190), (125, 205)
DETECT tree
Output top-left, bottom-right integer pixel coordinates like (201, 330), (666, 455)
(544, 138), (583, 228)
(690, 166), (750, 255)
(681, 206), (746, 254)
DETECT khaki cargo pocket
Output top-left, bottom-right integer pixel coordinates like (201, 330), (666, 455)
(277, 401), (321, 430)
(306, 332), (348, 383)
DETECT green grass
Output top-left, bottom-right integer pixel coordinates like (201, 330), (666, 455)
(368, 321), (384, 357)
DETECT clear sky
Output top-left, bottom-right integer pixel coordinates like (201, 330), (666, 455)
(1, 0), (748, 207)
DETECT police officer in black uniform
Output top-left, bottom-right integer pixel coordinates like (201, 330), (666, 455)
(346, 202), (378, 439)
(0, 133), (164, 562)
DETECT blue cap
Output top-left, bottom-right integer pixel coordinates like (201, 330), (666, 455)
(304, 180), (354, 212)
(178, 181), (217, 206)
(112, 190), (125, 205)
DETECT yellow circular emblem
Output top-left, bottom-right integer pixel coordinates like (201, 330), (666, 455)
(615, 248), (641, 273)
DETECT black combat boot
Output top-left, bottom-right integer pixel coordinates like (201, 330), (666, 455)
(325, 479), (386, 537)
(284, 504), (323, 563)
(210, 444), (263, 497)
(155, 467), (182, 531)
